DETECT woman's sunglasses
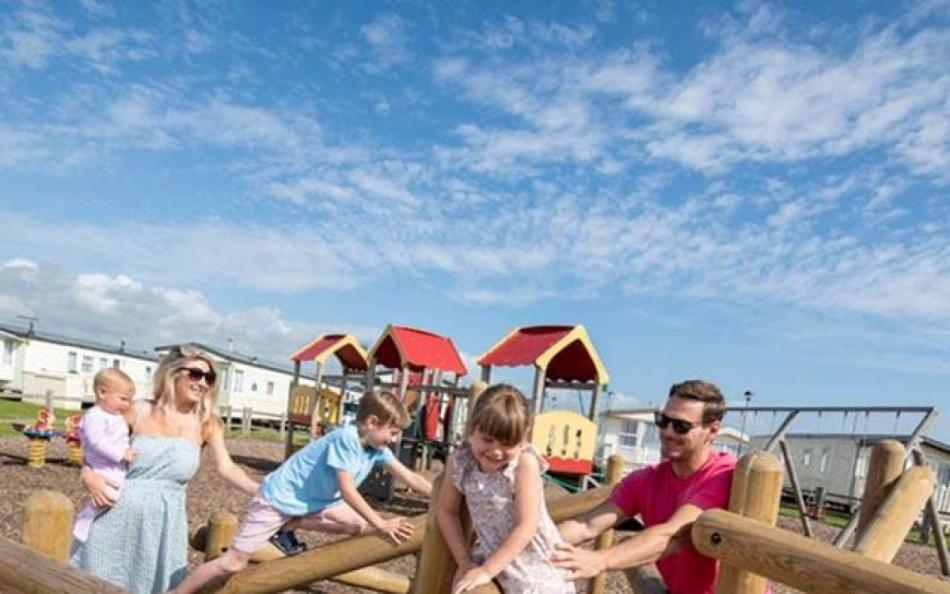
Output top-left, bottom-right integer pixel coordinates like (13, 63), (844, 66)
(181, 367), (216, 385)
(654, 411), (700, 435)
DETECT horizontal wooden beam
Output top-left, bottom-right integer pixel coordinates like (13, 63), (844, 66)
(214, 485), (612, 593)
(691, 510), (950, 594)
(0, 536), (127, 594)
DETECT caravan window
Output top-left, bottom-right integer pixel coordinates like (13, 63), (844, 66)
(1, 339), (13, 365)
(68, 351), (78, 372)
(802, 449), (813, 467)
(819, 448), (830, 473)
(618, 418), (640, 448)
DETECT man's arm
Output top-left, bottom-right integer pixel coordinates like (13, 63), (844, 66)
(552, 503), (702, 579)
(557, 499), (627, 545)
(384, 458), (432, 496)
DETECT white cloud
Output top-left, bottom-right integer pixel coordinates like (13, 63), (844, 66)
(0, 261), (347, 364)
(360, 14), (411, 72)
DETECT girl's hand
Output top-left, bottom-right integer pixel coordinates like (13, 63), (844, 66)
(80, 466), (120, 508)
(452, 565), (492, 594)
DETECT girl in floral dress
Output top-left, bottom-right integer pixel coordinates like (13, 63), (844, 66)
(437, 384), (576, 594)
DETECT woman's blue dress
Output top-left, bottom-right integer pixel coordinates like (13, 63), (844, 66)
(72, 434), (200, 594)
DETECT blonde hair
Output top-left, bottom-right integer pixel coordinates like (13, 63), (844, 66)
(357, 391), (409, 428)
(153, 344), (220, 432)
(93, 367), (134, 395)
(466, 383), (530, 446)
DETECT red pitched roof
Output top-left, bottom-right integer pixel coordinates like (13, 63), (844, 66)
(479, 325), (574, 367)
(478, 325), (606, 383)
(371, 325), (467, 375)
(290, 334), (368, 371)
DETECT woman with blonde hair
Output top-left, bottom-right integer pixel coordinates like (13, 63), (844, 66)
(73, 345), (259, 594)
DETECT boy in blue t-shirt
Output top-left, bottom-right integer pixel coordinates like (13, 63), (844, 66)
(173, 391), (432, 594)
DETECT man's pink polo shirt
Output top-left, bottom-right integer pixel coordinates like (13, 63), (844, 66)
(609, 450), (735, 594)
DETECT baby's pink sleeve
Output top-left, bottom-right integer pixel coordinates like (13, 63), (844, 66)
(80, 414), (128, 464)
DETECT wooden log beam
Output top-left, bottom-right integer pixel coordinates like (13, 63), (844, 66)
(692, 509), (950, 594)
(852, 465), (936, 562)
(1, 536), (127, 594)
(22, 490), (74, 562)
(249, 542), (410, 593)
(413, 474), (459, 593)
(857, 439), (905, 534)
(717, 451), (783, 594)
(212, 485), (612, 594)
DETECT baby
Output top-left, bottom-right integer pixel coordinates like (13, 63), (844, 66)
(72, 367), (136, 543)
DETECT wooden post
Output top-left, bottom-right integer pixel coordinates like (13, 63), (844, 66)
(531, 366), (545, 416)
(1, 537), (127, 594)
(590, 454), (625, 594)
(309, 361), (324, 438)
(692, 510), (950, 594)
(413, 474), (459, 593)
(398, 365), (410, 400)
(716, 450), (784, 594)
(588, 382), (601, 421)
(480, 364), (491, 383)
(852, 465), (936, 562)
(22, 490), (74, 561)
(857, 439), (905, 533)
(205, 511), (239, 561)
(278, 411), (286, 441)
(467, 380), (487, 418)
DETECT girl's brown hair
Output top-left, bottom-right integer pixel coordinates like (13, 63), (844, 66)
(466, 383), (530, 446)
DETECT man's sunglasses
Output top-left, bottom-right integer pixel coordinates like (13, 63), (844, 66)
(181, 367), (216, 384)
(654, 411), (700, 435)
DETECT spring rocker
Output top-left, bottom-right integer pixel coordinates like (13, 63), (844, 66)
(12, 406), (59, 468)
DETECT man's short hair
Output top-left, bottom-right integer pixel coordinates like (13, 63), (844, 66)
(357, 390), (409, 427)
(668, 380), (725, 424)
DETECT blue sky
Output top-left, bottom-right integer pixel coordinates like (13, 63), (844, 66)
(1, 1), (948, 440)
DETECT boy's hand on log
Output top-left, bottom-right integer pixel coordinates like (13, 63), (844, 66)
(376, 516), (414, 545)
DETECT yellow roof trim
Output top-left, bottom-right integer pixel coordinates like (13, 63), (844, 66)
(533, 325), (610, 385)
(313, 334), (369, 368)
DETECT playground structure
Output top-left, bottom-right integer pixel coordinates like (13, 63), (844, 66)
(284, 333), (370, 458)
(10, 443), (950, 594)
(478, 324), (609, 481)
(361, 324), (469, 499)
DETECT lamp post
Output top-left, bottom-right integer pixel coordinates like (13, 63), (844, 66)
(739, 390), (753, 455)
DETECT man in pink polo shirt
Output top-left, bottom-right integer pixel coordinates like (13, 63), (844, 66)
(553, 380), (739, 594)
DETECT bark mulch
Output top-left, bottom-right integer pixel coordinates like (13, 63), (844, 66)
(1, 435), (945, 593)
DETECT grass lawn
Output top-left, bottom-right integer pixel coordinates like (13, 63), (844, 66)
(780, 503), (936, 546)
(0, 398), (76, 437)
(0, 397), (310, 447)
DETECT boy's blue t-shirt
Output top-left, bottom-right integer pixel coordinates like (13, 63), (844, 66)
(260, 425), (394, 515)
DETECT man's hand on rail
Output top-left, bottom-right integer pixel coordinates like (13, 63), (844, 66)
(550, 541), (608, 580)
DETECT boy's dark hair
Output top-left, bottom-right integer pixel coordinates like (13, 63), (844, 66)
(668, 380), (725, 424)
(466, 383), (530, 446)
(357, 391), (409, 427)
